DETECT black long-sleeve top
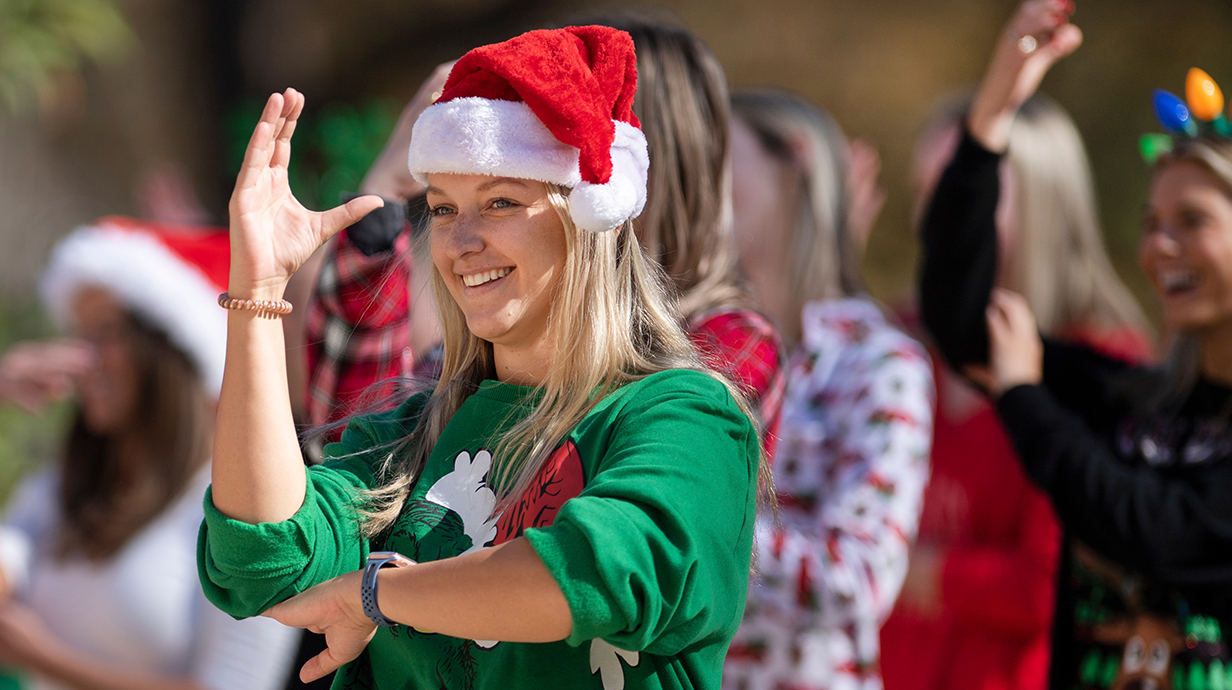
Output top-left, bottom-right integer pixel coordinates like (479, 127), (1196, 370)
(919, 129), (1232, 689)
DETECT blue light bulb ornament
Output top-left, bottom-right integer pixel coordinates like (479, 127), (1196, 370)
(1154, 89), (1199, 136)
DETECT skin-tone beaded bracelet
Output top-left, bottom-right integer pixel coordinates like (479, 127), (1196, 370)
(217, 292), (293, 316)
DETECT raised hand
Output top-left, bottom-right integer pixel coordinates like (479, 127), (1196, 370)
(0, 339), (92, 413)
(228, 89), (384, 299)
(968, 0), (1083, 152)
(360, 62), (456, 202)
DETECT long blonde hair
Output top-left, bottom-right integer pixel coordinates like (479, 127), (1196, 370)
(731, 89), (866, 347)
(360, 185), (767, 535)
(597, 13), (749, 320)
(1005, 97), (1151, 336)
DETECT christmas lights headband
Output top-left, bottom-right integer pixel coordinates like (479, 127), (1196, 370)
(1141, 68), (1232, 164)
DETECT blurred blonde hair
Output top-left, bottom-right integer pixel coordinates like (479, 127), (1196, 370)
(599, 13), (749, 320)
(360, 185), (768, 535)
(731, 89), (866, 346)
(921, 94), (1149, 337)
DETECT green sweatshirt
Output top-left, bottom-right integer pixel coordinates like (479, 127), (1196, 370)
(198, 369), (758, 690)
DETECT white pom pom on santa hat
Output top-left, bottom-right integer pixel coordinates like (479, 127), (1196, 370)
(407, 25), (649, 233)
(39, 217), (230, 396)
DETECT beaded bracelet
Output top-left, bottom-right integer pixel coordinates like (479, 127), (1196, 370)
(217, 292), (293, 316)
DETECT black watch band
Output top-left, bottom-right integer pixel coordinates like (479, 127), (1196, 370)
(361, 551), (415, 627)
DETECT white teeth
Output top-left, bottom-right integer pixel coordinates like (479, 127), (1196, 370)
(1161, 270), (1197, 291)
(462, 267), (511, 287)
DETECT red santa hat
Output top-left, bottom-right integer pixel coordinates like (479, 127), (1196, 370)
(39, 216), (230, 396)
(406, 26), (649, 233)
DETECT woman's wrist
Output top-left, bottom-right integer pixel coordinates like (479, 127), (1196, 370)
(225, 278), (289, 303)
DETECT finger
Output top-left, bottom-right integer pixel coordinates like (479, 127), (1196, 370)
(1042, 23), (1083, 60)
(271, 89), (305, 170)
(1014, 0), (1068, 40)
(986, 300), (1011, 342)
(300, 646), (350, 684)
(315, 195), (385, 243)
(266, 89), (295, 160)
(236, 94), (285, 187)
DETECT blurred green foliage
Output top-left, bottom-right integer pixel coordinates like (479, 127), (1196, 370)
(225, 99), (397, 210)
(0, 298), (70, 506)
(0, 0), (133, 115)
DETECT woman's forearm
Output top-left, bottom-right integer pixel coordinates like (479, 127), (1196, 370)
(211, 301), (307, 524)
(379, 538), (572, 643)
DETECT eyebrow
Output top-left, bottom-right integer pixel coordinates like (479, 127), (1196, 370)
(425, 177), (530, 198)
(478, 177), (530, 192)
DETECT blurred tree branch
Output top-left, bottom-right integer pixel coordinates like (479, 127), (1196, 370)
(0, 0), (133, 116)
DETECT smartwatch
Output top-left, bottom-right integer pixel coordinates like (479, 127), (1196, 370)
(361, 551), (416, 627)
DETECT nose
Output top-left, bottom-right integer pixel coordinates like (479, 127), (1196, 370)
(1140, 224), (1182, 260)
(443, 210), (485, 259)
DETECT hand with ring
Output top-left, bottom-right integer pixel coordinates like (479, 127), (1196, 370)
(969, 0), (1083, 152)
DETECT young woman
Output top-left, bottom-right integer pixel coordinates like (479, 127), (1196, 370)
(919, 2), (1232, 688)
(199, 26), (762, 690)
(0, 218), (297, 690)
(312, 16), (784, 453)
(720, 90), (934, 690)
(880, 3), (1153, 690)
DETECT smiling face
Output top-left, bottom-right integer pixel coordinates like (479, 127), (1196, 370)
(70, 287), (140, 435)
(427, 174), (568, 362)
(1140, 160), (1232, 333)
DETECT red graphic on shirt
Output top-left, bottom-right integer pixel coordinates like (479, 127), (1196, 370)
(492, 440), (585, 545)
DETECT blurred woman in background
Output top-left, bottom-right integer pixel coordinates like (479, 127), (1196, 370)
(917, 0), (1232, 687)
(721, 89), (934, 690)
(880, 3), (1153, 690)
(0, 218), (297, 690)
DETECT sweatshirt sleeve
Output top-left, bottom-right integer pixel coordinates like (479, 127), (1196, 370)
(919, 128), (1003, 369)
(522, 372), (759, 655)
(197, 399), (424, 618)
(996, 383), (1232, 589)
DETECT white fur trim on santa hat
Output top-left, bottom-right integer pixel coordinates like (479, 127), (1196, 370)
(568, 121), (649, 232)
(39, 224), (227, 396)
(409, 98), (582, 188)
(408, 99), (649, 232)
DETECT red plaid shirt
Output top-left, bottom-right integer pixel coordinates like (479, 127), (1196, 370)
(305, 227), (413, 428)
(688, 308), (786, 457)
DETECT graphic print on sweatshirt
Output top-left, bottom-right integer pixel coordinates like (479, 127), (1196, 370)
(382, 440), (641, 689)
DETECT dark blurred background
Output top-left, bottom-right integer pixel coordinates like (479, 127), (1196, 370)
(1, 0), (1229, 487)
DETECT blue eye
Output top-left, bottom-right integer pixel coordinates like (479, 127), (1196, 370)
(492, 198), (516, 209)
(429, 205), (455, 217)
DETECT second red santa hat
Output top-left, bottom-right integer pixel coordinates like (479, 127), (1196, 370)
(406, 26), (649, 233)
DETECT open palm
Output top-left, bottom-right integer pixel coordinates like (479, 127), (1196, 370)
(228, 89), (384, 296)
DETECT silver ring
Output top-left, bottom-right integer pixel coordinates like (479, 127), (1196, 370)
(1017, 35), (1038, 54)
